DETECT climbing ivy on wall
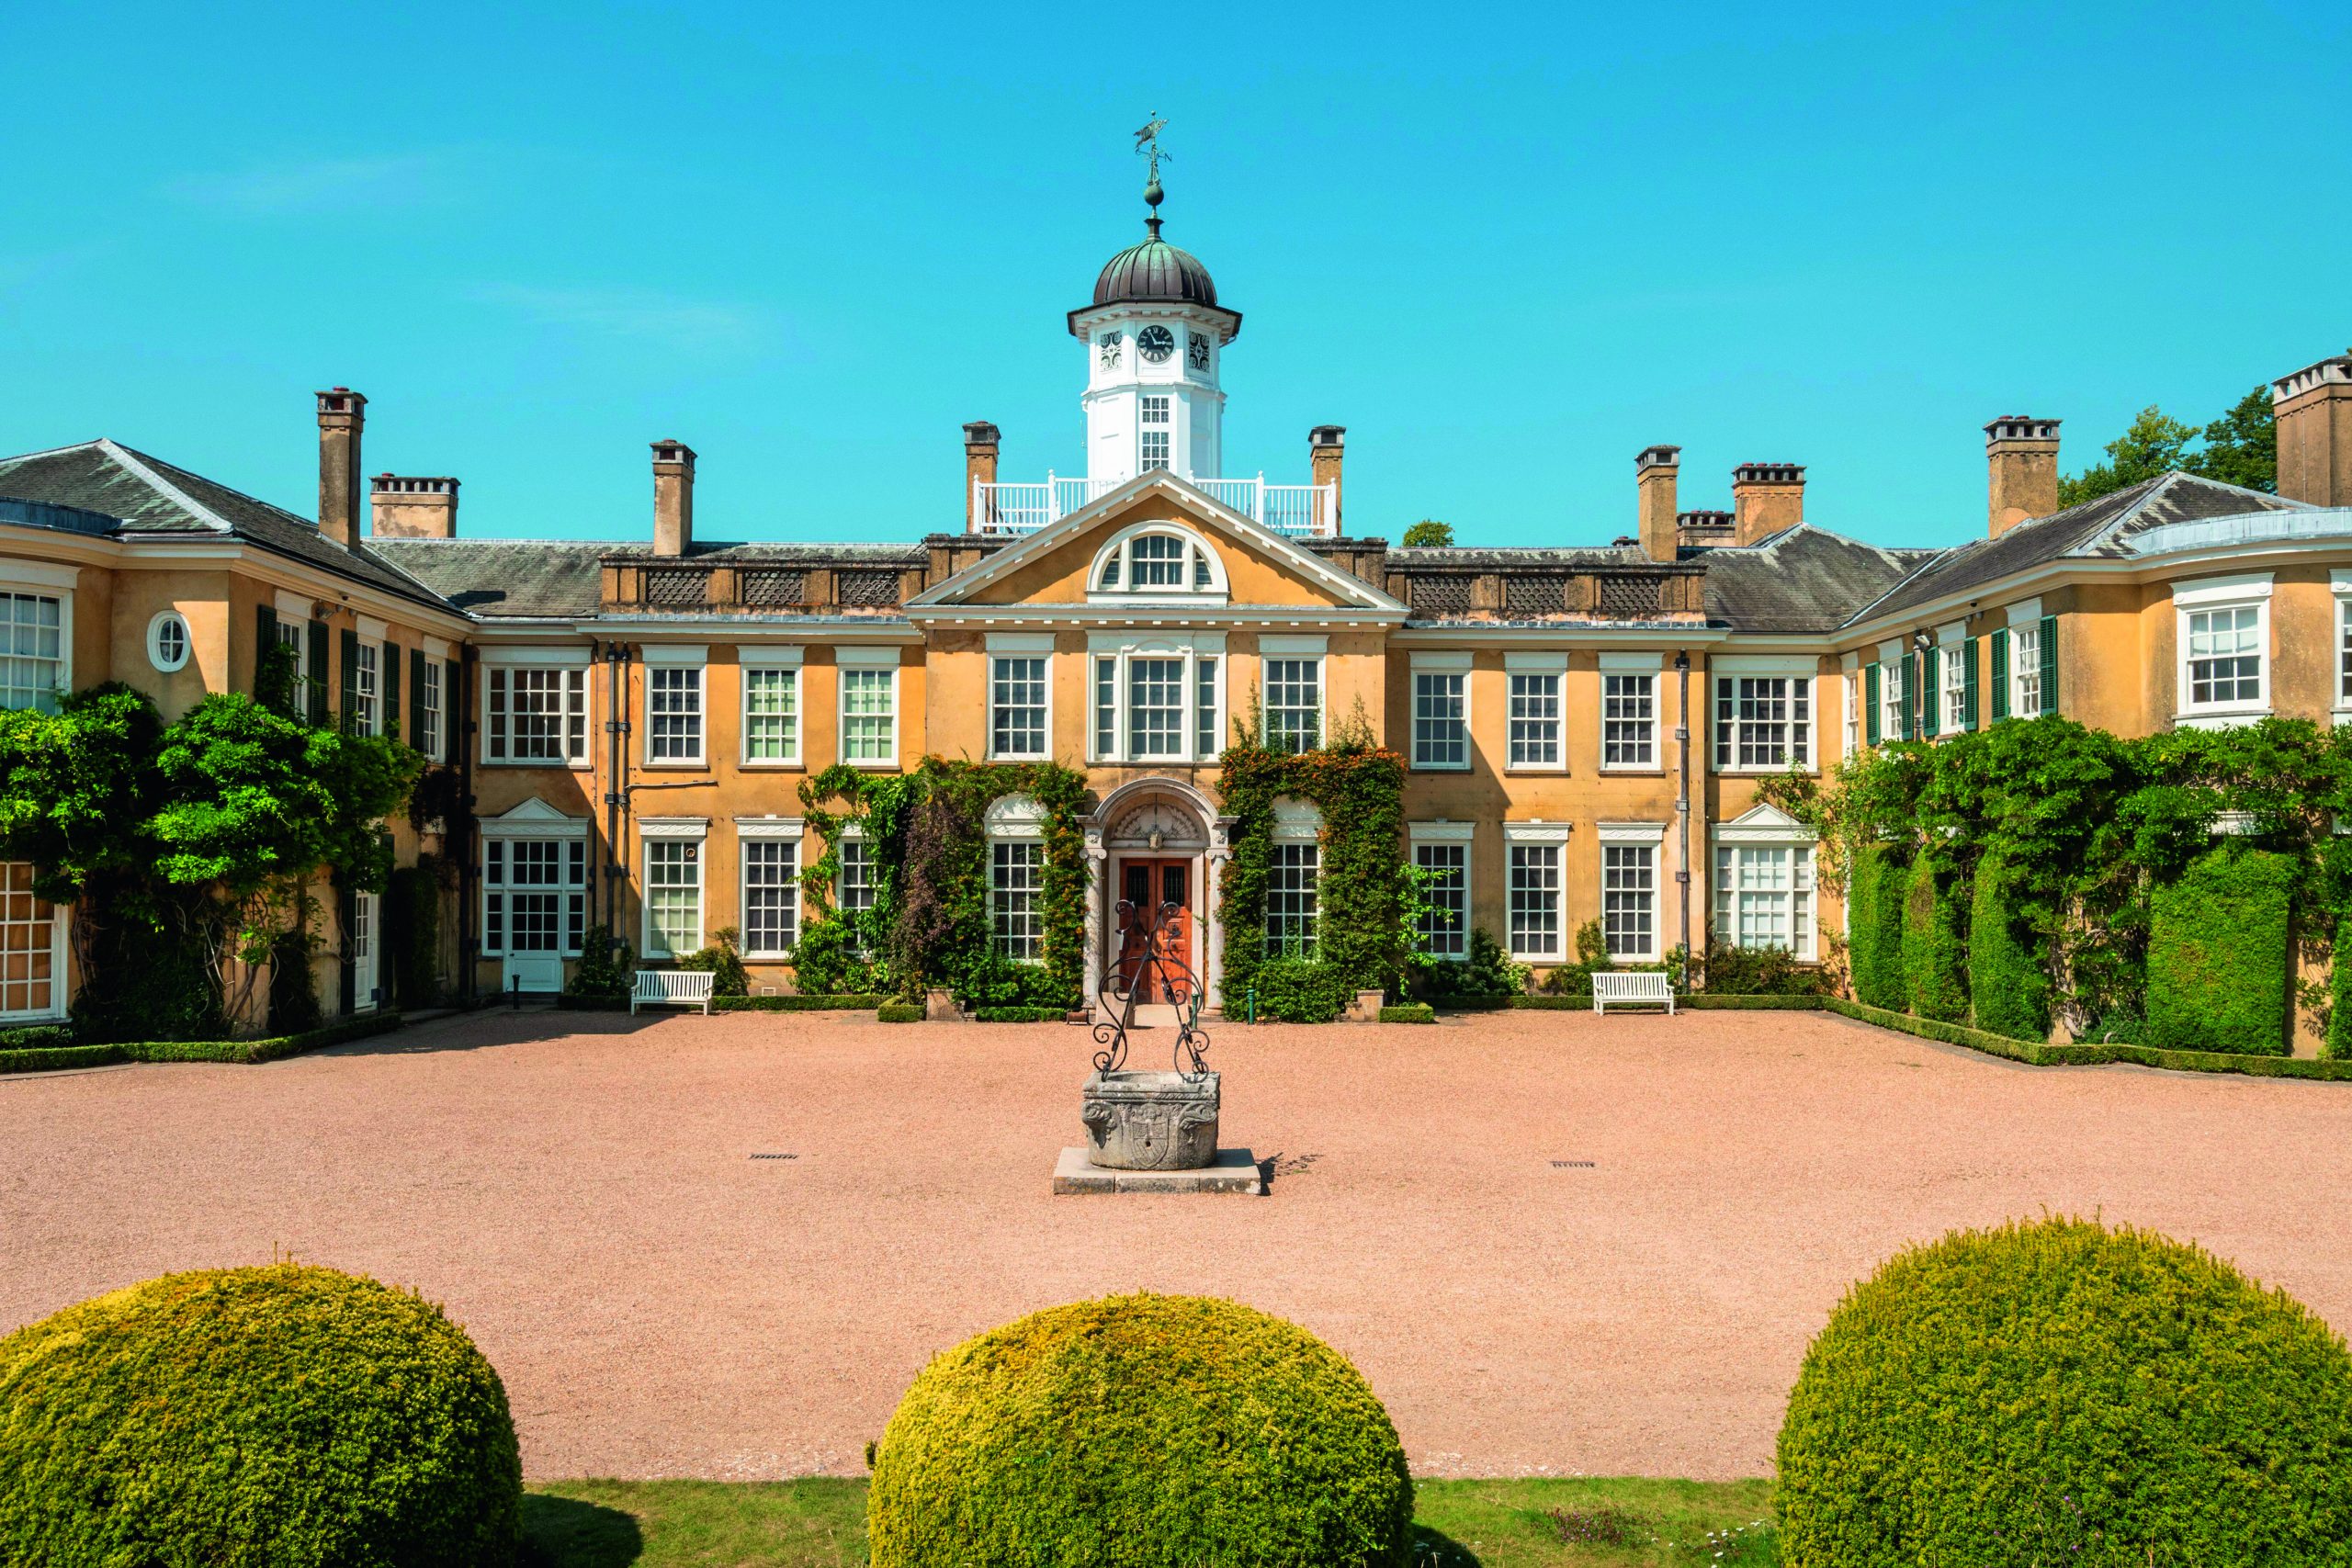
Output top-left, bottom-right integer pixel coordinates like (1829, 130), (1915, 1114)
(1216, 714), (1413, 1010)
(791, 758), (1087, 1006)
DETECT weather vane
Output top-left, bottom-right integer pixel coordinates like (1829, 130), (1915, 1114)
(1133, 112), (1170, 229)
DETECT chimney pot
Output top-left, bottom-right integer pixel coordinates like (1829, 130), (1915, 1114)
(963, 421), (1001, 533)
(2272, 355), (2352, 507)
(1636, 446), (1681, 561)
(1309, 425), (1346, 536)
(369, 474), (459, 539)
(314, 388), (368, 550)
(1984, 415), (2062, 536)
(651, 439), (696, 557)
(1729, 461), (1806, 545)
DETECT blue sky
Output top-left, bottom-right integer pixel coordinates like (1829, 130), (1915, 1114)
(3, 1), (2346, 551)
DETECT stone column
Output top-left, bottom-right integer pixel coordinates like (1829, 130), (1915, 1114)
(1204, 815), (1236, 1016)
(1082, 829), (1107, 1009)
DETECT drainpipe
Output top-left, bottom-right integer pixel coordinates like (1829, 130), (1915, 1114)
(605, 641), (631, 942)
(1674, 649), (1693, 988)
(458, 643), (480, 1004)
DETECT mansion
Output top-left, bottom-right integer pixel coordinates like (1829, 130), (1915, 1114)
(2, 197), (2350, 1025)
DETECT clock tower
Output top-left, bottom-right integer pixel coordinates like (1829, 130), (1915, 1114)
(1067, 164), (1241, 486)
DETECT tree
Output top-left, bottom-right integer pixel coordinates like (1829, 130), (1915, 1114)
(2057, 381), (2279, 507)
(2058, 406), (2197, 507)
(2185, 384), (2277, 493)
(1401, 519), (1454, 547)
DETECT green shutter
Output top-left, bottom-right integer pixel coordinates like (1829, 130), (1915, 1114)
(1905, 653), (1921, 739)
(410, 649), (428, 754)
(1865, 662), (1882, 746)
(255, 604), (277, 700)
(1921, 646), (1940, 738)
(307, 621), (330, 725)
(340, 628), (361, 733)
(1990, 629), (2010, 721)
(445, 658), (462, 762)
(2039, 615), (2059, 716)
(382, 643), (401, 739)
(337, 881), (356, 1016)
(1962, 637), (1980, 730)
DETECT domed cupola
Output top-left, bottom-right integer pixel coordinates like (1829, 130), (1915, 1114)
(1066, 132), (1240, 486)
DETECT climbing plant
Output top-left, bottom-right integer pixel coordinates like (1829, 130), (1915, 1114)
(1216, 706), (1413, 1010)
(793, 758), (1088, 1006)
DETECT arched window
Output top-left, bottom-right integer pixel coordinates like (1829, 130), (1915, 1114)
(1088, 524), (1228, 601)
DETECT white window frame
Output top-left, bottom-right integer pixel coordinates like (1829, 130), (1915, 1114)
(0, 859), (66, 1021)
(1260, 636), (1326, 757)
(1086, 632), (1225, 765)
(146, 610), (191, 674)
(1504, 822), (1569, 962)
(1600, 652), (1659, 773)
(2174, 574), (2272, 729)
(836, 647), (901, 769)
(1938, 624), (1967, 734)
(1712, 657), (1815, 773)
(2001, 603), (2043, 721)
(642, 647), (707, 766)
(2335, 571), (2352, 726)
(1877, 639), (1906, 741)
(1408, 821), (1474, 962)
(741, 649), (803, 768)
(639, 819), (707, 959)
(481, 650), (592, 768)
(1502, 650), (1568, 773)
(418, 658), (445, 762)
(1598, 822), (1666, 963)
(0, 561), (75, 717)
(1411, 652), (1472, 772)
(353, 640), (380, 736)
(836, 827), (877, 922)
(986, 634), (1054, 761)
(737, 818), (803, 960)
(1138, 393), (1171, 472)
(1086, 522), (1230, 604)
(477, 809), (590, 960)
(1838, 653), (1860, 763)
(1263, 829), (1322, 958)
(989, 818), (1046, 963)
(1711, 811), (1817, 961)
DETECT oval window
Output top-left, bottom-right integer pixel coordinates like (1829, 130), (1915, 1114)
(148, 611), (190, 673)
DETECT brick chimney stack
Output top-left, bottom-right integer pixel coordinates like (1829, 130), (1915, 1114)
(651, 439), (695, 558)
(1636, 445), (1681, 563)
(1984, 416), (2062, 536)
(314, 388), (367, 550)
(370, 475), (458, 539)
(1730, 463), (1805, 546)
(1310, 425), (1346, 535)
(962, 421), (1001, 533)
(2273, 355), (2352, 508)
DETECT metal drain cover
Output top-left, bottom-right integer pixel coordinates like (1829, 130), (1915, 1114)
(1550, 1159), (1595, 1168)
(750, 1153), (798, 1161)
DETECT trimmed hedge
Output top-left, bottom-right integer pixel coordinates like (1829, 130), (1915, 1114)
(1253, 956), (1353, 1023)
(866, 1293), (1413, 1567)
(1826, 996), (2352, 1080)
(1967, 850), (2047, 1043)
(1686, 993), (1825, 1010)
(973, 1006), (1068, 1022)
(1, 1012), (405, 1076)
(713, 993), (888, 1012)
(1901, 853), (1968, 1023)
(2146, 847), (2296, 1056)
(876, 1003), (925, 1023)
(0, 1024), (74, 1051)
(1777, 1216), (2352, 1567)
(1847, 845), (1909, 1010)
(1378, 1003), (1435, 1023)
(0, 1263), (522, 1566)
(2333, 918), (2352, 1062)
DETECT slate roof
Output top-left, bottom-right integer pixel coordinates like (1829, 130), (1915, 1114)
(0, 439), (454, 612)
(1851, 472), (2311, 625)
(1699, 525), (1939, 634)
(369, 538), (929, 619)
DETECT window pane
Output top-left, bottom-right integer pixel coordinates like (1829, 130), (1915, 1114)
(1130, 532), (1184, 584)
(1603, 673), (1655, 767)
(1602, 844), (1656, 959)
(1414, 671), (1468, 767)
(1264, 658), (1321, 754)
(842, 669), (895, 761)
(0, 862), (58, 1017)
(838, 839), (876, 916)
(1094, 656), (1116, 756)
(1138, 399), (1170, 472)
(649, 667), (703, 761)
(645, 840), (702, 955)
(991, 840), (1044, 960)
(1263, 843), (1320, 956)
(743, 840), (799, 955)
(1413, 841), (1466, 958)
(1508, 673), (1559, 767)
(1128, 658), (1184, 757)
(498, 666), (586, 761)
(991, 656), (1046, 758)
(745, 668), (799, 761)
(1509, 843), (1561, 959)
(1196, 656), (1219, 759)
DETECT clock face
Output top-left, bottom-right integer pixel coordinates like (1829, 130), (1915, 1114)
(1137, 324), (1175, 363)
(1097, 333), (1122, 368)
(1187, 332), (1210, 371)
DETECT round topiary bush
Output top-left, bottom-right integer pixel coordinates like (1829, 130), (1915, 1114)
(0, 1263), (522, 1566)
(867, 1292), (1414, 1567)
(1777, 1216), (2352, 1567)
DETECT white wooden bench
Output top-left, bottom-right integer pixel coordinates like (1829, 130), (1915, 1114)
(631, 969), (715, 1015)
(1593, 970), (1675, 1016)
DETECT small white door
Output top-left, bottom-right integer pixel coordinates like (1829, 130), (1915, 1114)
(503, 890), (564, 993)
(352, 892), (381, 1011)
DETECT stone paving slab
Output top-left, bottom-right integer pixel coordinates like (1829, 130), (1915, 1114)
(1053, 1146), (1262, 1194)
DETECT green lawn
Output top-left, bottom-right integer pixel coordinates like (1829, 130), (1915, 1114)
(524, 1476), (1779, 1567)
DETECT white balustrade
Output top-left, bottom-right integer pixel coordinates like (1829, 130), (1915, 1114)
(971, 474), (1336, 537)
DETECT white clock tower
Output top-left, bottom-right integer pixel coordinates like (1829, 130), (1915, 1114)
(1066, 161), (1241, 486)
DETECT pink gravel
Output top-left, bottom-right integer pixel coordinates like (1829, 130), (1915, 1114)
(4, 1008), (2348, 1482)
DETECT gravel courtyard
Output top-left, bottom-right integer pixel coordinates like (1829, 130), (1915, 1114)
(6, 1008), (2348, 1482)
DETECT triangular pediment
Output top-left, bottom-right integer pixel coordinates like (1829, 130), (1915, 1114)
(483, 795), (579, 825)
(908, 473), (1404, 616)
(1714, 801), (1815, 843)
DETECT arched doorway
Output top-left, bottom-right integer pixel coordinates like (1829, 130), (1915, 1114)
(1083, 778), (1231, 1015)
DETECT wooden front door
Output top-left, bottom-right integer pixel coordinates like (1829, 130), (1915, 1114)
(1116, 859), (1195, 1005)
